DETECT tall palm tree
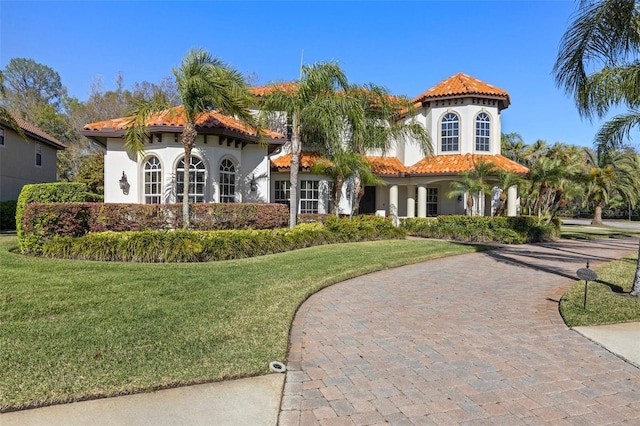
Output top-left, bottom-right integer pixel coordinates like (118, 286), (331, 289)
(346, 84), (431, 215)
(125, 48), (257, 228)
(501, 132), (526, 164)
(554, 0), (640, 296)
(583, 149), (640, 224)
(258, 62), (361, 228)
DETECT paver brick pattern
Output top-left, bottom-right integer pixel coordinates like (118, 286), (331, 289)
(279, 239), (640, 425)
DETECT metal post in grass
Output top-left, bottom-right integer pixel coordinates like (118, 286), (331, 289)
(577, 260), (598, 310)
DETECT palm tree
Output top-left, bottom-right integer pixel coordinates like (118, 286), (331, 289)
(494, 170), (524, 216)
(258, 62), (360, 228)
(346, 84), (431, 215)
(447, 158), (497, 216)
(554, 0), (640, 296)
(584, 149), (640, 224)
(124, 48), (257, 228)
(501, 132), (526, 164)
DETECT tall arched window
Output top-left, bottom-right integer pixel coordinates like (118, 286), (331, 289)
(475, 112), (490, 152)
(176, 156), (206, 202)
(143, 156), (162, 204)
(441, 113), (459, 152)
(219, 158), (236, 203)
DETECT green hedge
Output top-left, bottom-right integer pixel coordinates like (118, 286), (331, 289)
(400, 215), (560, 244)
(0, 200), (17, 231)
(16, 183), (101, 252)
(39, 215), (405, 262)
(19, 202), (290, 255)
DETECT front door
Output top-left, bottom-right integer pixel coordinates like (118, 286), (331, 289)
(359, 186), (376, 214)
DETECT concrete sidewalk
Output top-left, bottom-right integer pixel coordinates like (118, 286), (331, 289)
(574, 322), (640, 369)
(1, 374), (284, 426)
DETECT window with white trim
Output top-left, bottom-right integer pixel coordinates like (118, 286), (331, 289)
(143, 156), (162, 204)
(475, 112), (490, 152)
(441, 113), (459, 152)
(176, 156), (206, 203)
(35, 143), (42, 167)
(300, 180), (319, 213)
(219, 158), (237, 203)
(274, 180), (291, 207)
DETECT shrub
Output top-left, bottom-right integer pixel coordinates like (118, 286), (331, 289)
(400, 215), (556, 244)
(16, 183), (100, 252)
(0, 200), (17, 231)
(19, 202), (290, 255)
(40, 216), (405, 262)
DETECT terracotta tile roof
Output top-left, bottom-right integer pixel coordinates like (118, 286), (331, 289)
(414, 73), (510, 105)
(365, 156), (409, 175)
(83, 105), (284, 139)
(250, 82), (299, 97)
(410, 154), (529, 175)
(2, 115), (66, 149)
(271, 152), (325, 171)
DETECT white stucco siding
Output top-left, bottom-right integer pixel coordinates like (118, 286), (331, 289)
(401, 110), (431, 167)
(104, 138), (138, 203)
(427, 100), (501, 156)
(240, 145), (270, 203)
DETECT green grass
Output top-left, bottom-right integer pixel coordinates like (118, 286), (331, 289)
(560, 252), (640, 327)
(561, 223), (640, 240)
(0, 234), (483, 411)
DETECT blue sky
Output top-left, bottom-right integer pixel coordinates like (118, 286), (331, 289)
(0, 1), (625, 148)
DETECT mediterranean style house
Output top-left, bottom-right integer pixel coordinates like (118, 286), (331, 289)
(81, 73), (528, 218)
(0, 116), (66, 201)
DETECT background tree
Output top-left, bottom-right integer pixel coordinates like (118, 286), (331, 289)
(554, 0), (640, 296)
(583, 149), (640, 224)
(75, 151), (105, 195)
(0, 71), (25, 138)
(501, 132), (526, 164)
(447, 158), (497, 216)
(125, 48), (257, 228)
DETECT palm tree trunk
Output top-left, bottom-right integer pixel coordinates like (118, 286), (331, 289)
(351, 174), (364, 217)
(332, 175), (344, 216)
(591, 203), (604, 225)
(182, 123), (197, 229)
(631, 239), (640, 297)
(289, 112), (301, 229)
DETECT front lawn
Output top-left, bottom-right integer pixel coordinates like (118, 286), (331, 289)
(0, 234), (482, 411)
(560, 251), (640, 327)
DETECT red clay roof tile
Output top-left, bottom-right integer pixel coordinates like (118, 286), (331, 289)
(365, 156), (409, 175)
(4, 115), (66, 149)
(410, 154), (528, 175)
(83, 105), (284, 139)
(250, 82), (299, 97)
(271, 152), (325, 171)
(414, 73), (510, 105)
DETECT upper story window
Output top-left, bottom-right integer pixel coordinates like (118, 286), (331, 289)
(176, 156), (206, 203)
(0, 128), (5, 146)
(143, 156), (162, 204)
(441, 113), (459, 152)
(35, 143), (42, 167)
(219, 158), (237, 203)
(475, 112), (490, 152)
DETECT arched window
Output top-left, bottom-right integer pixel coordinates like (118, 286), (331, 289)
(176, 156), (206, 203)
(475, 112), (490, 152)
(441, 113), (459, 152)
(143, 156), (162, 204)
(219, 158), (237, 203)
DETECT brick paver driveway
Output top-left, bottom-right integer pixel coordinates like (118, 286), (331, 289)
(279, 238), (640, 425)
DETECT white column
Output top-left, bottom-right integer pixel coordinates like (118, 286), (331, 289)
(406, 185), (416, 218)
(389, 184), (399, 225)
(417, 185), (427, 218)
(507, 185), (518, 217)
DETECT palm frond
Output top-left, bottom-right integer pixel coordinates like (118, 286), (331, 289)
(594, 110), (640, 153)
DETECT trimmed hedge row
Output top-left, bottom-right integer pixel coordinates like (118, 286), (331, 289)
(0, 200), (17, 231)
(38, 215), (406, 262)
(16, 182), (101, 251)
(401, 215), (560, 244)
(20, 202), (290, 255)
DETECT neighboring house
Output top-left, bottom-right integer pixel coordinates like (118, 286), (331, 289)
(0, 116), (66, 201)
(82, 73), (528, 217)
